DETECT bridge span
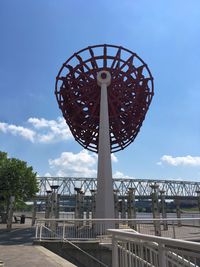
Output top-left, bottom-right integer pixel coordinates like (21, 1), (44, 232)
(38, 177), (200, 199)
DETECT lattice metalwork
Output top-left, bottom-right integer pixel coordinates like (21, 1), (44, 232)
(55, 44), (154, 153)
(37, 177), (200, 199)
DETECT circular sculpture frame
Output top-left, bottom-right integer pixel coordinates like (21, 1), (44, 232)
(55, 44), (154, 153)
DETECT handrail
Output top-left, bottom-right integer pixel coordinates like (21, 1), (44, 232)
(38, 224), (109, 267)
(107, 229), (200, 251)
(36, 217), (200, 222)
(35, 217), (200, 241)
(35, 218), (200, 266)
(108, 229), (200, 267)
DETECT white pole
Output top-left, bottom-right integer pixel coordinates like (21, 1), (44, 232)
(112, 237), (119, 267)
(96, 71), (115, 225)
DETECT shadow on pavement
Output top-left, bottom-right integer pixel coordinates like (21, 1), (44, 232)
(0, 225), (35, 245)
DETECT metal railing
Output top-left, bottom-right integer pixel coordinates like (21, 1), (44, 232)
(108, 229), (200, 267)
(36, 223), (109, 267)
(35, 217), (200, 241)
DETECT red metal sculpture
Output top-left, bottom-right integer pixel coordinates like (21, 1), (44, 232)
(55, 44), (154, 153)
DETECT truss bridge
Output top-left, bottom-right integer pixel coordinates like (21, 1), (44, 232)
(37, 177), (200, 200)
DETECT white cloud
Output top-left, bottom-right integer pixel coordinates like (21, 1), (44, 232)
(113, 171), (132, 179)
(0, 122), (35, 142)
(48, 150), (120, 177)
(158, 155), (200, 166)
(111, 154), (118, 163)
(0, 117), (72, 143)
(0, 123), (7, 133)
(44, 172), (52, 177)
(49, 150), (97, 177)
(28, 117), (56, 128)
(28, 117), (72, 143)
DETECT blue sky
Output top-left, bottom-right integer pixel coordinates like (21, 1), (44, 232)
(0, 0), (200, 181)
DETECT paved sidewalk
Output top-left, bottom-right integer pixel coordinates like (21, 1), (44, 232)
(0, 224), (76, 266)
(0, 225), (35, 245)
(0, 245), (76, 267)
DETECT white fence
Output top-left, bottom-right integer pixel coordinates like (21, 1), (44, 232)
(108, 229), (200, 267)
(35, 217), (200, 241)
(35, 218), (200, 267)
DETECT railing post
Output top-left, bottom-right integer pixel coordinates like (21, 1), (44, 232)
(172, 220), (176, 239)
(158, 243), (166, 267)
(138, 223), (141, 233)
(39, 224), (42, 241)
(101, 220), (103, 236)
(62, 221), (65, 240)
(112, 236), (119, 267)
(35, 223), (38, 239)
(139, 240), (144, 267)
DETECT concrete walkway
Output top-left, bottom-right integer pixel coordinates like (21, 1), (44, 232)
(0, 245), (76, 267)
(0, 224), (76, 266)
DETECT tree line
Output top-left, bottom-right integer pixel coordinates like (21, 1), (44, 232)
(0, 151), (39, 221)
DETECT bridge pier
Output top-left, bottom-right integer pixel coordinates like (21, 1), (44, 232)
(150, 184), (161, 236)
(32, 199), (37, 226)
(127, 188), (137, 230)
(50, 185), (59, 219)
(90, 189), (96, 219)
(49, 185), (59, 233)
(160, 190), (168, 230)
(45, 190), (52, 220)
(196, 190), (200, 213)
(114, 190), (119, 218)
(114, 190), (119, 228)
(56, 194), (60, 219)
(75, 188), (84, 221)
(175, 198), (182, 227)
(120, 197), (126, 220)
(85, 197), (90, 220)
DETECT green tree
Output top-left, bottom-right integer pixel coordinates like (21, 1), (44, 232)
(0, 151), (39, 214)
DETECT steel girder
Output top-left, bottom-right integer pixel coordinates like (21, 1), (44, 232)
(37, 177), (200, 199)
